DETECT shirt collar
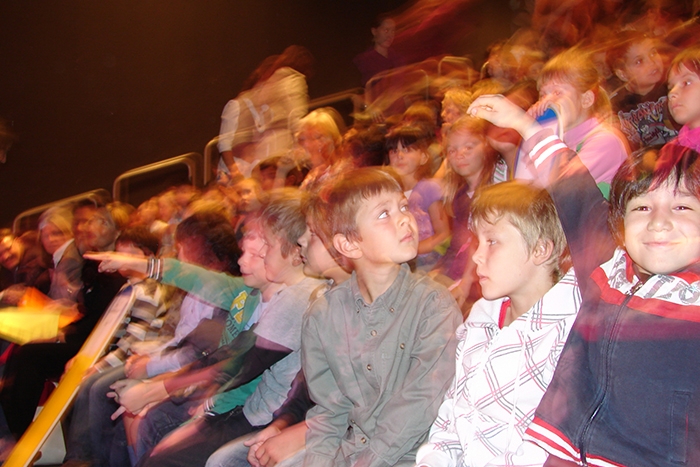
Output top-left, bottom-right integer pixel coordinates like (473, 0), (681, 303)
(53, 238), (74, 266)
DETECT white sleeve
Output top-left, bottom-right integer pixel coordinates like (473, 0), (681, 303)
(218, 99), (240, 153)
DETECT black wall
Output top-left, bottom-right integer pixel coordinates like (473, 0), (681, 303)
(0, 0), (513, 227)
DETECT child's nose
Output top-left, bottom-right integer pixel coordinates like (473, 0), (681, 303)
(648, 211), (672, 231)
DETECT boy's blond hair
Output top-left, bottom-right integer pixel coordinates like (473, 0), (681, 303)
(260, 188), (306, 258)
(470, 181), (571, 282)
(314, 168), (402, 267)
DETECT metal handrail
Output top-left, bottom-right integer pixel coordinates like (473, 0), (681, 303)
(203, 137), (220, 186)
(112, 152), (202, 203)
(12, 189), (112, 234)
(308, 88), (364, 112)
(365, 65), (431, 106)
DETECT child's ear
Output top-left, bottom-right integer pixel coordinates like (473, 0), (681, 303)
(333, 233), (362, 260)
(614, 67), (629, 83)
(290, 245), (303, 267)
(581, 89), (596, 110)
(420, 151), (430, 166)
(532, 238), (555, 266)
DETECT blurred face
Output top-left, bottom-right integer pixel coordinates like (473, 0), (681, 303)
(261, 227), (295, 284)
(158, 196), (177, 222)
(372, 19), (395, 50)
(298, 126), (334, 168)
(353, 191), (418, 266)
(41, 222), (71, 255)
(619, 39), (663, 94)
(137, 200), (159, 225)
(298, 223), (337, 278)
(388, 142), (428, 180)
(473, 215), (537, 301)
(539, 79), (591, 130)
(668, 64), (700, 129)
(446, 131), (488, 186)
(623, 180), (700, 276)
(236, 182), (262, 213)
(83, 209), (118, 252)
(238, 235), (269, 290)
(441, 102), (462, 126)
(73, 206), (96, 253)
(0, 236), (22, 269)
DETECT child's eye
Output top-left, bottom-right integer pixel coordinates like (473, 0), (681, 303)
(400, 204), (409, 212)
(378, 210), (388, 219)
(674, 205), (692, 211)
(631, 205), (649, 212)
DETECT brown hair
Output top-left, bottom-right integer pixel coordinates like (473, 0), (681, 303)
(314, 168), (402, 266)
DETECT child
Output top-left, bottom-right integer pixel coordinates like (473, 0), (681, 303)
(62, 226), (171, 466)
(607, 30), (678, 149)
(667, 46), (700, 152)
(469, 91), (700, 466)
(99, 190), (325, 467)
(415, 182), (580, 467)
(432, 117), (504, 307)
(205, 191), (353, 467)
(301, 167), (462, 467)
(514, 48), (628, 196)
(386, 125), (450, 270)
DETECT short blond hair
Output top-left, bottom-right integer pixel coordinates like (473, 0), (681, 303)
(470, 181), (570, 282)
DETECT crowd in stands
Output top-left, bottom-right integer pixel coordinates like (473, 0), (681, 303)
(2, 2), (700, 467)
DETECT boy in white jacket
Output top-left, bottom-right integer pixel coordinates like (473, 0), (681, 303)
(416, 182), (581, 467)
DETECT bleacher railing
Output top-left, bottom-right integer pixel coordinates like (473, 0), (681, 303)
(12, 189), (112, 235)
(113, 152), (202, 206)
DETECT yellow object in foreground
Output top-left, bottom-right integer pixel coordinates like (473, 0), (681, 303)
(3, 285), (135, 467)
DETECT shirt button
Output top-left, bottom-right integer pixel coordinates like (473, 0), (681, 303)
(389, 307), (395, 313)
(400, 343), (405, 349)
(361, 437), (367, 444)
(350, 419), (355, 425)
(370, 330), (377, 337)
(367, 364), (372, 371)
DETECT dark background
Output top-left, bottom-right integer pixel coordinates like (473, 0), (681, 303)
(0, 0), (513, 227)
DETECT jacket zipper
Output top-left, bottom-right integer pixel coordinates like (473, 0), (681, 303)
(579, 281), (644, 466)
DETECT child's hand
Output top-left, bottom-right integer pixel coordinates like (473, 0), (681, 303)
(124, 354), (150, 379)
(468, 94), (540, 140)
(247, 424), (305, 467)
(83, 251), (148, 275)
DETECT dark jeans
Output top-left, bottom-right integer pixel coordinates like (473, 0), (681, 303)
(63, 366), (125, 466)
(134, 398), (199, 462)
(138, 407), (257, 467)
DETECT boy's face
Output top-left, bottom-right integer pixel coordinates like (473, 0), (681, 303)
(353, 190), (418, 266)
(261, 227), (296, 284)
(618, 39), (663, 93)
(389, 142), (428, 179)
(238, 235), (269, 290)
(624, 180), (700, 276)
(446, 131), (488, 180)
(472, 215), (539, 301)
(668, 64), (700, 129)
(298, 223), (337, 278)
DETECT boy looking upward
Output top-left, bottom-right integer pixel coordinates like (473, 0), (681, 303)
(301, 168), (462, 467)
(415, 182), (580, 467)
